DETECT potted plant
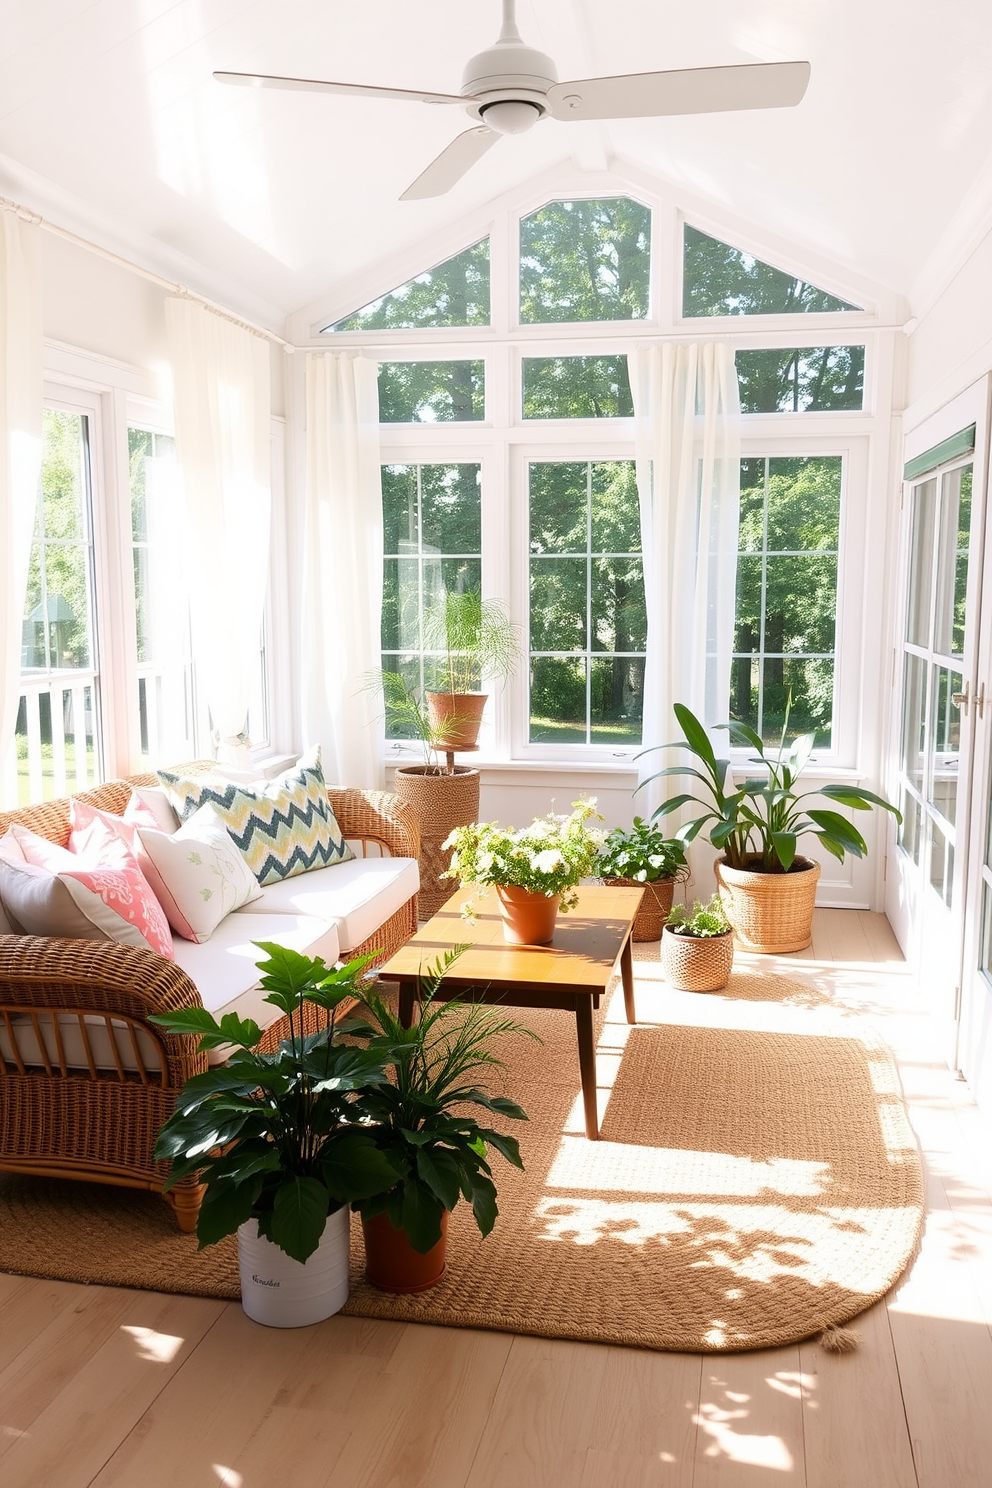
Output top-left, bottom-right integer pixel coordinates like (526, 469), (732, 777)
(596, 817), (688, 941)
(443, 799), (605, 945)
(350, 951), (533, 1292)
(423, 588), (519, 750)
(637, 703), (901, 953)
(661, 896), (734, 992)
(150, 943), (402, 1328)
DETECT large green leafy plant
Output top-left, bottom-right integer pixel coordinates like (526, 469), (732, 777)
(638, 702), (901, 873)
(151, 944), (402, 1263)
(424, 588), (519, 696)
(350, 953), (533, 1254)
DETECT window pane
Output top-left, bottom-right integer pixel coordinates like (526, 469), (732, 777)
(900, 653), (927, 793)
(683, 226), (861, 316)
(529, 657), (587, 743)
(930, 818), (954, 908)
(522, 356), (633, 418)
(898, 786), (921, 864)
(765, 457), (841, 552)
(732, 456), (840, 748)
(906, 477), (936, 647)
(591, 657), (644, 744)
(378, 361), (484, 423)
(420, 464), (481, 554)
(591, 460), (641, 554)
(382, 465), (419, 555)
(592, 559), (646, 652)
(22, 411), (95, 673)
(519, 199), (651, 324)
(530, 558), (586, 650)
(528, 459), (645, 745)
(736, 346), (865, 412)
(929, 666), (961, 827)
(934, 464), (971, 657)
(325, 240), (490, 331)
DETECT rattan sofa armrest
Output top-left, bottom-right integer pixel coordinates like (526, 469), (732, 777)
(326, 788), (421, 860)
(0, 935), (206, 1087)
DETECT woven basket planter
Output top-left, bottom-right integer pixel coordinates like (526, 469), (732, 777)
(714, 855), (821, 954)
(392, 765), (481, 919)
(602, 876), (676, 941)
(661, 926), (735, 992)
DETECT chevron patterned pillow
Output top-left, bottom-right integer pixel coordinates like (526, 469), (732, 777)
(157, 749), (353, 886)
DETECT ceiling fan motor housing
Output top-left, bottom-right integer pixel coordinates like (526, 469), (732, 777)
(461, 39), (557, 129)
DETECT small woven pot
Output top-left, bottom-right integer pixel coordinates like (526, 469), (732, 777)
(602, 876), (676, 941)
(392, 765), (481, 919)
(496, 885), (560, 945)
(661, 926), (735, 993)
(715, 855), (821, 954)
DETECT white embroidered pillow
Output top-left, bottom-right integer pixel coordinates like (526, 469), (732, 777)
(136, 802), (262, 943)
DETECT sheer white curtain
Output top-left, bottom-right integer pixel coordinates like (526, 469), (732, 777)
(165, 298), (271, 763)
(302, 352), (383, 789)
(0, 212), (43, 797)
(629, 341), (741, 855)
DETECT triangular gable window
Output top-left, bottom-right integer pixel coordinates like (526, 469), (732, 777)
(683, 226), (861, 317)
(322, 240), (490, 332)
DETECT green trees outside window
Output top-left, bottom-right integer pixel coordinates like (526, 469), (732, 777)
(684, 226), (861, 317)
(733, 456), (842, 748)
(528, 460), (645, 745)
(519, 199), (651, 324)
(325, 240), (490, 332)
(522, 356), (633, 419)
(736, 346), (865, 412)
(378, 361), (485, 423)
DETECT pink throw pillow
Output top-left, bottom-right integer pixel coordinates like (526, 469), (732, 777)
(10, 820), (174, 960)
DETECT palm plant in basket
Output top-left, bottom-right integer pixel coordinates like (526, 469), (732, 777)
(349, 950), (535, 1291)
(151, 943), (402, 1326)
(637, 702), (901, 953)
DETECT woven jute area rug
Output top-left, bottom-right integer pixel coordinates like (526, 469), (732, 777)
(0, 964), (925, 1352)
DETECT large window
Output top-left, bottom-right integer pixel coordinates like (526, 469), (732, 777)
(324, 190), (877, 768)
(16, 407), (99, 803)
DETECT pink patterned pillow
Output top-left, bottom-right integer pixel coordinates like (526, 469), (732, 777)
(10, 820), (174, 960)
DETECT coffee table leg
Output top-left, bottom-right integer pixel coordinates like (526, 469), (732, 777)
(575, 998), (599, 1140)
(398, 979), (415, 1029)
(620, 934), (636, 1025)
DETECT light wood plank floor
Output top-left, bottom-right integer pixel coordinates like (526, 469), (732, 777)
(3, 909), (992, 1487)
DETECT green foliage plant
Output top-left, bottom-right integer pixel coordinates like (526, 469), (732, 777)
(424, 588), (519, 696)
(443, 799), (605, 913)
(637, 702), (901, 874)
(597, 817), (687, 884)
(665, 897), (732, 939)
(151, 944), (403, 1264)
(350, 951), (533, 1254)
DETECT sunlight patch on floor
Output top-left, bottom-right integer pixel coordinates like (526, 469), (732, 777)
(120, 1324), (184, 1363)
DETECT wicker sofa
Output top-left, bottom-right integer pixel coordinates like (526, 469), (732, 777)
(0, 767), (419, 1230)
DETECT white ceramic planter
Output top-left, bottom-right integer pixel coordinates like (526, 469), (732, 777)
(237, 1206), (350, 1328)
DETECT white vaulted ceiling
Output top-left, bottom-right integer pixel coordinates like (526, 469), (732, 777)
(0, 0), (990, 329)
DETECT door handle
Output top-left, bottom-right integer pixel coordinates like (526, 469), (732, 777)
(952, 684), (970, 714)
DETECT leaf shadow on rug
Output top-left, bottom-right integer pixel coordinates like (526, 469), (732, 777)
(0, 970), (926, 1352)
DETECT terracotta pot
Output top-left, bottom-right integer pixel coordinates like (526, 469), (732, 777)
(362, 1209), (448, 1293)
(426, 691), (488, 750)
(661, 926), (735, 993)
(495, 885), (560, 945)
(715, 855), (821, 954)
(602, 876), (676, 941)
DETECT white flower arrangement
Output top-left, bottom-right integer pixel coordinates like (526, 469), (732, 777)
(442, 800), (604, 913)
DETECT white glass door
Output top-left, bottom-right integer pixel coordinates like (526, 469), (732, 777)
(889, 384), (989, 1055)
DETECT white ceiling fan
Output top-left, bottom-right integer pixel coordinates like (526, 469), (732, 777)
(215, 0), (810, 201)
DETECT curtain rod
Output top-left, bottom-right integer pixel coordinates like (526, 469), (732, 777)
(0, 194), (294, 354)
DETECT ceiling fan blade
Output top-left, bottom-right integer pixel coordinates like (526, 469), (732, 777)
(547, 60), (811, 122)
(213, 71), (464, 107)
(400, 128), (500, 201)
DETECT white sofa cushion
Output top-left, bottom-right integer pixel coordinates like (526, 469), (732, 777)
(135, 803), (263, 942)
(171, 911), (341, 1064)
(235, 856), (419, 952)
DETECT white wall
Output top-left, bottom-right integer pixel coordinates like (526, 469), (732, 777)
(907, 224), (992, 418)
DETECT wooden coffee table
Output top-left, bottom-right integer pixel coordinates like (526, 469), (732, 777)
(379, 882), (644, 1139)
